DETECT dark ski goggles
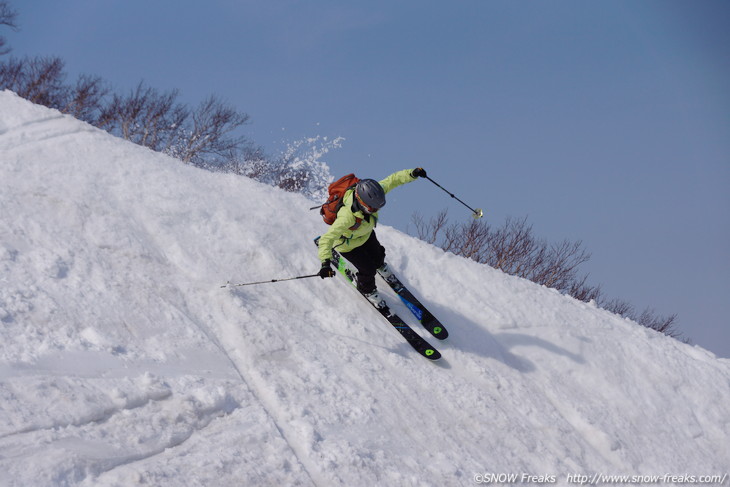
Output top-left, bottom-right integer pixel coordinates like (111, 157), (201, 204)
(354, 191), (381, 214)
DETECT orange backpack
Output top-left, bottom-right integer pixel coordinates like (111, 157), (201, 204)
(313, 173), (362, 229)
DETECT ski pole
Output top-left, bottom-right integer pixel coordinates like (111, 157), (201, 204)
(221, 273), (320, 288)
(425, 176), (484, 219)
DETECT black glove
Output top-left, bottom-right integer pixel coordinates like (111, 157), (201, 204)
(411, 167), (427, 178)
(318, 260), (336, 279)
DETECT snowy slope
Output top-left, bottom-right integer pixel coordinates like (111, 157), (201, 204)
(1, 90), (728, 487)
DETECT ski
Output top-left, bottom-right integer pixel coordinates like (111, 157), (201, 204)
(315, 238), (440, 361)
(377, 266), (448, 340)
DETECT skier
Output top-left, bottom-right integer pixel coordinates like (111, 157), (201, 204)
(317, 167), (428, 308)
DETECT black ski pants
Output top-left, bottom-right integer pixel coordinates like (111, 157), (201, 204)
(341, 231), (385, 294)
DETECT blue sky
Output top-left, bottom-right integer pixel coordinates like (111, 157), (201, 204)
(7, 0), (729, 356)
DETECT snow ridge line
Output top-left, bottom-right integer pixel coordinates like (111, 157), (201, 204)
(188, 292), (325, 487)
(85, 395), (241, 484)
(0, 381), (240, 485)
(541, 387), (625, 469)
(0, 113), (65, 136)
(0, 113), (96, 150)
(0, 387), (172, 441)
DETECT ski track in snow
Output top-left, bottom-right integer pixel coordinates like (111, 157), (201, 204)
(1, 90), (729, 486)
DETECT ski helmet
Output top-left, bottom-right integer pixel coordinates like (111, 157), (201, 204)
(354, 179), (386, 214)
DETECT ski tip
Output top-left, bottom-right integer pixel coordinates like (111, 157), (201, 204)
(423, 348), (441, 361)
(433, 328), (449, 340)
(423, 321), (448, 340)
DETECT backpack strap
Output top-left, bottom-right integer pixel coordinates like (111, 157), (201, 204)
(349, 218), (363, 231)
(337, 187), (362, 230)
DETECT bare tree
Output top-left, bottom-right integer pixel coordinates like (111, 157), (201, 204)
(97, 81), (188, 151)
(566, 275), (601, 303)
(175, 95), (249, 164)
(0, 57), (254, 171)
(413, 210), (449, 246)
(415, 213), (594, 296)
(600, 298), (683, 340)
(637, 309), (680, 338)
(0, 55), (67, 107)
(61, 74), (109, 125)
(0, 55), (111, 125)
(0, 53), (20, 85)
(410, 210), (683, 340)
(97, 87), (252, 168)
(0, 1), (18, 56)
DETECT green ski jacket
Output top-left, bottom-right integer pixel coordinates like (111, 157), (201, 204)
(317, 168), (418, 263)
